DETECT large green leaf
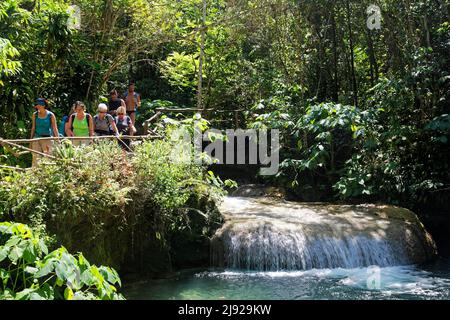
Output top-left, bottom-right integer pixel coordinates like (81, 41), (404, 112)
(30, 284), (55, 300)
(64, 287), (74, 300)
(8, 246), (24, 263)
(0, 248), (9, 262)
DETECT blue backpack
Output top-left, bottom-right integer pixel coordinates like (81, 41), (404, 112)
(58, 115), (69, 137)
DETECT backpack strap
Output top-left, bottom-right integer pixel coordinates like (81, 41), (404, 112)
(70, 113), (91, 131)
(106, 115), (116, 134)
(85, 113), (92, 131)
(105, 114), (112, 127)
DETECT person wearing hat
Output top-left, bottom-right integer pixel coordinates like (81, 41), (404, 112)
(30, 98), (59, 167)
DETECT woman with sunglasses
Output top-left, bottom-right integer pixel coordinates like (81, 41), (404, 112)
(30, 98), (59, 167)
(114, 106), (136, 150)
(94, 103), (119, 136)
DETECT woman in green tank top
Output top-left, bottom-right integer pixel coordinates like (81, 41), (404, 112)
(66, 101), (94, 146)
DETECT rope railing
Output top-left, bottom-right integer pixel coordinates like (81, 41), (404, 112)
(0, 134), (162, 145)
(0, 134), (163, 159)
(0, 138), (58, 160)
(154, 108), (245, 113)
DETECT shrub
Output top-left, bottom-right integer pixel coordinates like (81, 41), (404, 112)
(0, 135), (226, 272)
(0, 222), (123, 300)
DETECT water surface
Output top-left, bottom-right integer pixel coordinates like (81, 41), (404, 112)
(123, 258), (450, 300)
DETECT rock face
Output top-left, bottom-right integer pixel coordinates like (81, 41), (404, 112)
(230, 184), (287, 198)
(211, 197), (437, 271)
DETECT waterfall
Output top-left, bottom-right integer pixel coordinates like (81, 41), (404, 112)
(211, 197), (437, 271)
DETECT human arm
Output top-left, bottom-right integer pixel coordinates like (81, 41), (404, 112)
(128, 117), (136, 136)
(51, 114), (60, 140)
(111, 121), (119, 136)
(88, 115), (95, 137)
(107, 115), (119, 135)
(30, 113), (36, 139)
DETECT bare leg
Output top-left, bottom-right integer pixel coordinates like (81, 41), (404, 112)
(31, 141), (43, 167)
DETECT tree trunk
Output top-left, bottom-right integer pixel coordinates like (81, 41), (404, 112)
(197, 0), (207, 113)
(345, 0), (358, 108)
(423, 15), (431, 48)
(366, 29), (379, 85)
(330, 6), (339, 102)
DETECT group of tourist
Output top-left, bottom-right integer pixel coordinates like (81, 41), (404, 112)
(30, 82), (141, 167)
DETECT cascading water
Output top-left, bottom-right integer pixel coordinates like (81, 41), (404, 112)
(211, 196), (437, 271)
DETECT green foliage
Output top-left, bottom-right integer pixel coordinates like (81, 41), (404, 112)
(0, 0), (449, 268)
(133, 113), (226, 237)
(160, 52), (200, 90)
(0, 222), (123, 300)
(0, 38), (21, 85)
(272, 102), (372, 197)
(135, 99), (179, 129)
(0, 136), (225, 271)
(133, 138), (224, 236)
(0, 141), (134, 266)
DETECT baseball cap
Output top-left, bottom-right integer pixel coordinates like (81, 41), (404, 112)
(35, 98), (46, 107)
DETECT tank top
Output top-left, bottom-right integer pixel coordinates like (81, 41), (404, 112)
(115, 116), (132, 134)
(108, 99), (122, 114)
(73, 114), (90, 137)
(94, 114), (114, 134)
(35, 111), (53, 137)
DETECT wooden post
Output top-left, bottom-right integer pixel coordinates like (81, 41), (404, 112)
(0, 165), (27, 172)
(143, 111), (162, 135)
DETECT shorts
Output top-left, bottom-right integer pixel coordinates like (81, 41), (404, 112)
(31, 138), (54, 167)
